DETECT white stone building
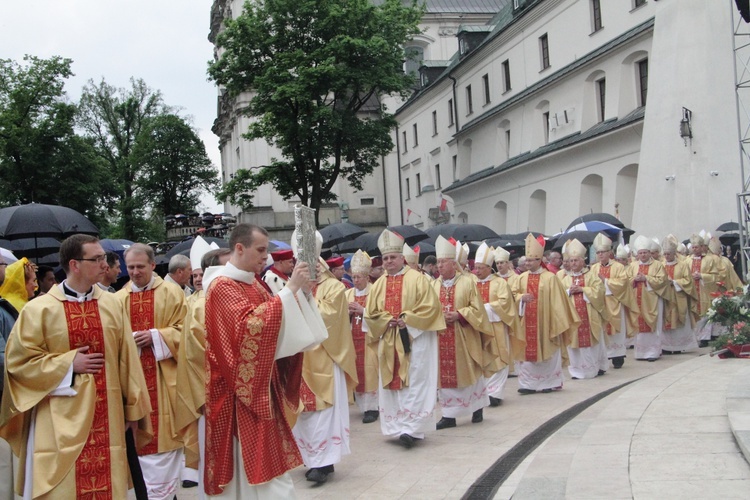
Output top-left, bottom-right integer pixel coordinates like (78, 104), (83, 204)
(388, 0), (745, 239)
(209, 0), (505, 239)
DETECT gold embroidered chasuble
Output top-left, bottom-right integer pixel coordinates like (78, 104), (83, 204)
(431, 273), (492, 388)
(626, 259), (670, 332)
(0, 285), (151, 499)
(511, 270), (579, 362)
(687, 254), (721, 318)
(364, 267), (445, 388)
(663, 259), (694, 330)
(301, 271), (357, 411)
(115, 276), (187, 454)
(345, 284), (379, 394)
(589, 261), (640, 337)
(475, 276), (524, 372)
(559, 269), (606, 348)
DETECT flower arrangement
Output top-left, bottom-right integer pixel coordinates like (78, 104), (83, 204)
(709, 283), (750, 357)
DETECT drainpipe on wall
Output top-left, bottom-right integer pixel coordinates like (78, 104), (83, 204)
(448, 72), (460, 132)
(395, 124), (404, 224)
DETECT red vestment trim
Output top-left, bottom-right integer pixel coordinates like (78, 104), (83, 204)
(438, 284), (458, 388)
(351, 294), (368, 393)
(476, 281), (490, 303)
(129, 289), (159, 456)
(383, 275), (404, 390)
(691, 257), (702, 314)
(64, 300), (112, 499)
(524, 274), (540, 362)
(571, 276), (592, 347)
(599, 265), (613, 335)
(664, 264), (675, 330)
(636, 264), (650, 333)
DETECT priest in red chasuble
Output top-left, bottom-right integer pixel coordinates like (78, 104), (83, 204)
(364, 229), (445, 449)
(116, 243), (187, 500)
(513, 234), (579, 394)
(204, 223), (321, 498)
(431, 236), (493, 429)
(660, 235), (698, 353)
(559, 239), (607, 380)
(345, 250), (379, 424)
(0, 234), (151, 499)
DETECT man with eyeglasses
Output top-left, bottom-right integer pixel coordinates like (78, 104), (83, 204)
(0, 234), (151, 498)
(117, 243), (188, 499)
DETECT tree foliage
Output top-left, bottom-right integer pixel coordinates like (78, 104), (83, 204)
(0, 55), (112, 230)
(132, 114), (218, 217)
(209, 0), (423, 224)
(78, 77), (169, 241)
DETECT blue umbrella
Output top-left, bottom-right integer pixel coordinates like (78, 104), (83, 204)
(269, 240), (292, 251)
(565, 221), (622, 238)
(100, 239), (134, 278)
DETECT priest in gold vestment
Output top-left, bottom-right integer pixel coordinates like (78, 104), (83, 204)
(116, 243), (187, 499)
(661, 236), (698, 353)
(0, 235), (151, 499)
(513, 235), (578, 394)
(364, 230), (445, 449)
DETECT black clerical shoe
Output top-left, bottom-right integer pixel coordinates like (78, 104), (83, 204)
(181, 480), (198, 489)
(647, 357), (657, 362)
(471, 409), (483, 423)
(436, 417), (457, 430)
(597, 369), (606, 376)
(306, 467), (328, 484)
(362, 410), (379, 424)
(540, 388), (553, 393)
(517, 388), (536, 395)
(612, 356), (624, 369)
(489, 396), (502, 407)
(399, 433), (415, 449)
(699, 340), (709, 348)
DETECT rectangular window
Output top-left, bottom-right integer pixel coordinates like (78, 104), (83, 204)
(432, 110), (438, 136)
(591, 0), (602, 32)
(448, 99), (455, 126)
(633, 0), (646, 8)
(539, 34), (550, 70)
(505, 129), (511, 159)
(413, 123), (418, 147)
(402, 130), (408, 152)
(543, 111), (550, 144)
(482, 74), (491, 105)
(502, 59), (511, 92)
(452, 155), (458, 181)
(435, 164), (441, 189)
(360, 197), (375, 206)
(638, 58), (649, 106)
(405, 178), (411, 200)
(597, 78), (606, 122)
(416, 173), (421, 196)
(466, 85), (474, 115)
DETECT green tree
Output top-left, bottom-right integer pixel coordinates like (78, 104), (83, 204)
(78, 77), (168, 241)
(0, 55), (113, 229)
(132, 114), (219, 217)
(209, 0), (422, 225)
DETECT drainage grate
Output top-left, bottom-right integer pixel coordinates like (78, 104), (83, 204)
(462, 378), (643, 500)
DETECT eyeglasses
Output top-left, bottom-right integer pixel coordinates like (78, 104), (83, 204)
(0, 263), (7, 267)
(75, 255), (107, 263)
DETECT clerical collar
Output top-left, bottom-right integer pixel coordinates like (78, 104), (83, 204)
(441, 275), (457, 287)
(566, 270), (584, 277)
(638, 259), (653, 265)
(599, 261), (611, 267)
(665, 260), (677, 265)
(692, 255), (703, 260)
(387, 266), (406, 276)
(131, 275), (156, 292)
(497, 271), (512, 278)
(528, 268), (545, 275)
(221, 262), (255, 285)
(354, 287), (368, 297)
(60, 281), (94, 302)
(478, 275), (493, 283)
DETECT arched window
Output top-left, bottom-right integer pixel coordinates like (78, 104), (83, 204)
(616, 164), (638, 227)
(528, 189), (547, 232)
(494, 200), (508, 234)
(579, 174), (603, 215)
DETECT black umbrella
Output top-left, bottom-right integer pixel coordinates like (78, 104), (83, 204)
(506, 232), (555, 250)
(387, 225), (429, 246)
(415, 241), (435, 262)
(484, 238), (525, 256)
(716, 222), (740, 232)
(719, 232), (741, 246)
(320, 222), (367, 248)
(425, 223), (499, 242)
(340, 232), (380, 255)
(567, 213), (625, 229)
(10, 237), (61, 259)
(0, 203), (98, 239)
(165, 236), (228, 259)
(551, 231), (598, 250)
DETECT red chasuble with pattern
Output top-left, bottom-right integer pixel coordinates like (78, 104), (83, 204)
(664, 263), (676, 330)
(204, 277), (303, 494)
(635, 264), (651, 333)
(571, 276), (592, 347)
(383, 275), (405, 389)
(351, 294), (368, 393)
(599, 265), (613, 335)
(438, 284), (458, 388)
(64, 300), (112, 499)
(128, 290), (160, 456)
(524, 274), (541, 362)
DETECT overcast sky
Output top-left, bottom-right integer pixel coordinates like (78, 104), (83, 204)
(1, 0), (224, 212)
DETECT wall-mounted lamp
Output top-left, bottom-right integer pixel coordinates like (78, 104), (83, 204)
(665, 174), (676, 181)
(709, 170), (719, 177)
(680, 107), (692, 146)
